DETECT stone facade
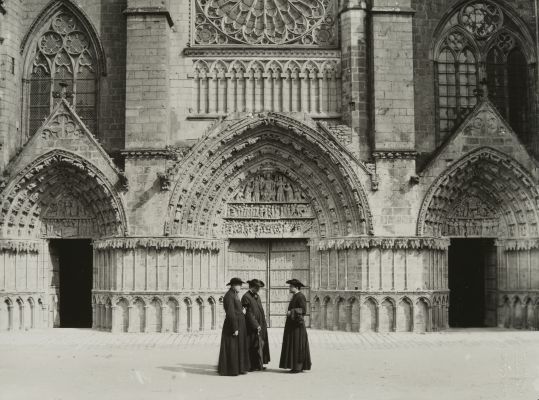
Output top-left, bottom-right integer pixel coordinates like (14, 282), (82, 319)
(1, 0), (539, 334)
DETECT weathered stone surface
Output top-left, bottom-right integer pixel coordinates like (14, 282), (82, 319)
(0, 0), (538, 334)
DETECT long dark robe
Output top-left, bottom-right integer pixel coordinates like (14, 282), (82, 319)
(241, 290), (270, 369)
(217, 289), (250, 376)
(279, 291), (312, 371)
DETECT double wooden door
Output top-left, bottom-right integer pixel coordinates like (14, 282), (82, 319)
(227, 240), (310, 327)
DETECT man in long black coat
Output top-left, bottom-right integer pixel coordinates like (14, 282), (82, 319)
(218, 277), (250, 376)
(279, 278), (312, 373)
(241, 279), (270, 371)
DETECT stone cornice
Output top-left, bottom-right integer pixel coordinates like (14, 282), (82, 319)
(315, 237), (450, 250)
(496, 238), (539, 251)
(93, 237), (222, 251)
(123, 7), (173, 27)
(370, 6), (415, 15)
(0, 239), (42, 253)
(121, 148), (174, 160)
(373, 150), (418, 160)
(183, 47), (341, 59)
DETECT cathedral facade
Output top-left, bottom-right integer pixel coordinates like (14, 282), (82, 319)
(0, 0), (538, 333)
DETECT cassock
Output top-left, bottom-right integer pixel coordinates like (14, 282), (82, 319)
(279, 291), (312, 371)
(217, 288), (250, 376)
(241, 290), (270, 369)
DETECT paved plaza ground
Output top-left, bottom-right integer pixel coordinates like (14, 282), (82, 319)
(1, 328), (539, 400)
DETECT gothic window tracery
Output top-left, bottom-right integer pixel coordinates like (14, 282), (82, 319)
(193, 0), (338, 46)
(434, 1), (533, 143)
(27, 10), (98, 137)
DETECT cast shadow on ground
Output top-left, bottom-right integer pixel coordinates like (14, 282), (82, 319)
(159, 364), (217, 376)
(159, 364), (288, 376)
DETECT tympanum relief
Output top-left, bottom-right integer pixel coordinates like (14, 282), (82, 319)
(224, 172), (315, 237)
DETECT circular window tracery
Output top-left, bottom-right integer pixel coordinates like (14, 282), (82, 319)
(194, 0), (337, 45)
(459, 1), (503, 39)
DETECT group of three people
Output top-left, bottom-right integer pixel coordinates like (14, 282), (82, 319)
(218, 277), (312, 376)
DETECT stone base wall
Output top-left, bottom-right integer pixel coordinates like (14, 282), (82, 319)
(92, 290), (224, 334)
(310, 291), (448, 333)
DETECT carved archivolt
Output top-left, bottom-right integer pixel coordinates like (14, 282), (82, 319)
(418, 147), (539, 238)
(0, 150), (127, 239)
(164, 113), (371, 238)
(193, 0), (338, 46)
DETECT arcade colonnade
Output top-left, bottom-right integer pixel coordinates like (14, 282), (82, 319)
(2, 235), (539, 333)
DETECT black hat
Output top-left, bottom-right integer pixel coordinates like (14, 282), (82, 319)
(226, 277), (245, 286)
(247, 279), (265, 288)
(286, 279), (305, 289)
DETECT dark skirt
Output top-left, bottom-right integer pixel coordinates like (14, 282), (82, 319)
(217, 317), (250, 376)
(279, 318), (312, 371)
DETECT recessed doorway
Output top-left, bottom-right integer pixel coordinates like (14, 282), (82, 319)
(227, 239), (310, 328)
(51, 239), (93, 328)
(448, 239), (497, 328)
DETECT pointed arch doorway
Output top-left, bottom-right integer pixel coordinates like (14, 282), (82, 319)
(419, 148), (539, 330)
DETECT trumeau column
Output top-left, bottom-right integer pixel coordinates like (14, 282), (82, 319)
(371, 0), (415, 151)
(124, 1), (173, 149)
(340, 0), (370, 159)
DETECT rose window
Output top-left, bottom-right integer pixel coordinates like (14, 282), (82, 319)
(194, 0), (337, 45)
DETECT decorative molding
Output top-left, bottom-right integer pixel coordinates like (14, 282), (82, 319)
(496, 238), (539, 251)
(373, 150), (418, 160)
(315, 237), (450, 251)
(121, 148), (174, 160)
(183, 48), (342, 58)
(123, 7), (173, 27)
(0, 239), (42, 253)
(93, 237), (222, 251)
(370, 6), (415, 15)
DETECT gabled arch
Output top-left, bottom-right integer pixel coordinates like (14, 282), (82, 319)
(418, 147), (539, 238)
(21, 0), (107, 75)
(0, 149), (128, 238)
(164, 113), (372, 238)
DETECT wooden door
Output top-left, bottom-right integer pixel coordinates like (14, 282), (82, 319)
(268, 240), (310, 328)
(227, 239), (310, 328)
(227, 240), (269, 316)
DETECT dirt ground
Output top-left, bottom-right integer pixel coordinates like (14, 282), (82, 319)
(1, 328), (538, 400)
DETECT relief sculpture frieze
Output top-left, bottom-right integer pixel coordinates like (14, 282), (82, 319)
(223, 172), (315, 237)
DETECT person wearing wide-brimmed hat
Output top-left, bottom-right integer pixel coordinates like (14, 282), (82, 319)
(241, 279), (270, 371)
(279, 278), (312, 373)
(217, 277), (251, 376)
